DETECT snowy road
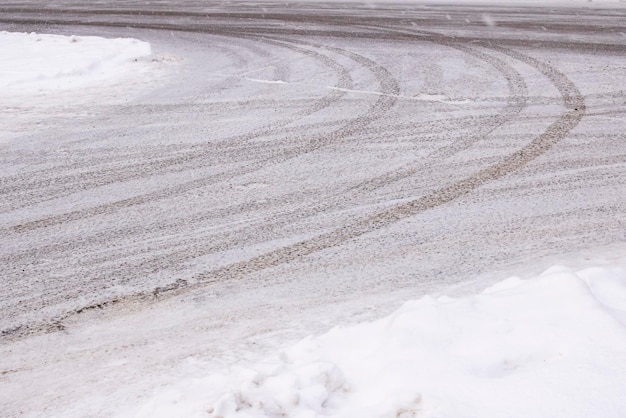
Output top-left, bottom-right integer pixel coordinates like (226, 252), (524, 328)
(1, 1), (626, 416)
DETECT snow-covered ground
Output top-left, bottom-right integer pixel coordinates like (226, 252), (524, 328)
(128, 260), (626, 418)
(2, 3), (626, 416)
(0, 31), (152, 97)
(0, 31), (169, 145)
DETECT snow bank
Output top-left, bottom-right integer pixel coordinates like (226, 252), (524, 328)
(131, 264), (626, 418)
(0, 31), (152, 96)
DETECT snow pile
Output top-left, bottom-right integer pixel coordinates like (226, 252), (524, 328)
(0, 31), (152, 96)
(132, 264), (626, 418)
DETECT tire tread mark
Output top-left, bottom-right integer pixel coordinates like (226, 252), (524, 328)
(5, 39), (396, 232)
(190, 44), (585, 284)
(0, 24), (586, 341)
(347, 27), (529, 194)
(0, 37), (352, 212)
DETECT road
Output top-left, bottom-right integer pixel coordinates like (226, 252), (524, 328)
(1, 1), (626, 415)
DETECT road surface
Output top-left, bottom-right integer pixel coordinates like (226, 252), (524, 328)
(1, 1), (625, 415)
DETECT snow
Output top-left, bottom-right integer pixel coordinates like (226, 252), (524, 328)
(0, 31), (169, 144)
(129, 262), (626, 418)
(2, 15), (625, 418)
(0, 31), (152, 97)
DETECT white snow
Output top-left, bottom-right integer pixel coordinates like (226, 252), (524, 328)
(0, 31), (172, 144)
(130, 262), (626, 418)
(0, 31), (152, 97)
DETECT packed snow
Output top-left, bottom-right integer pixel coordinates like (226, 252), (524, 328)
(0, 31), (152, 97)
(129, 263), (626, 418)
(2, 11), (626, 418)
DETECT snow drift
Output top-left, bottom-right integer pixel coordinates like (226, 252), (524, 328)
(131, 264), (626, 418)
(0, 31), (152, 96)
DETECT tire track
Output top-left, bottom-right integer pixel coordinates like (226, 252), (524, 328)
(4, 36), (400, 231)
(346, 26), (529, 194)
(0, 9), (591, 339)
(3, 29), (525, 284)
(3, 12), (624, 56)
(0, 96), (345, 191)
(0, 113), (517, 266)
(2, 39), (585, 340)
(188, 45), (585, 284)
(0, 36), (351, 212)
(59, 39), (528, 276)
(2, 5), (624, 37)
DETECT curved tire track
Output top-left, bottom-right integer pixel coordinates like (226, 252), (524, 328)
(1, 40), (586, 339)
(4, 36), (400, 232)
(0, 35), (352, 212)
(189, 44), (585, 284)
